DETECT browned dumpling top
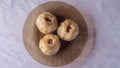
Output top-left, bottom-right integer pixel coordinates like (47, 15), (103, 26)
(36, 12), (58, 34)
(57, 19), (79, 41)
(39, 34), (61, 56)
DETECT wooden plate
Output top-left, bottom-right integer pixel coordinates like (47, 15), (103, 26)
(22, 1), (94, 67)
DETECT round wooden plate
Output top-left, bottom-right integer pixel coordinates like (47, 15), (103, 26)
(22, 1), (94, 67)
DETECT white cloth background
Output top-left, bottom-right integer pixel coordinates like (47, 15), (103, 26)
(0, 0), (120, 68)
